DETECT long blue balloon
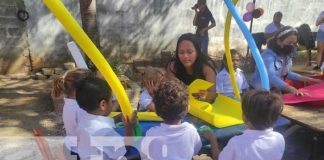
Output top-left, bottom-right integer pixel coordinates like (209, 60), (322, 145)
(224, 0), (269, 91)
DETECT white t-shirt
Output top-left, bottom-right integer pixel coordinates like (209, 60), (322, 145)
(138, 89), (152, 111)
(63, 98), (86, 153)
(77, 111), (126, 160)
(317, 10), (324, 32)
(219, 128), (285, 160)
(141, 122), (202, 160)
(216, 68), (249, 98)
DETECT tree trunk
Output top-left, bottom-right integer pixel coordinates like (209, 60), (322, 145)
(79, 0), (100, 71)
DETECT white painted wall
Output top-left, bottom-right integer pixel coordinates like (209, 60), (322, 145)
(22, 0), (324, 68)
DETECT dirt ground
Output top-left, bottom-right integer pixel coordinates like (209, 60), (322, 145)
(0, 76), (61, 137)
(0, 76), (66, 159)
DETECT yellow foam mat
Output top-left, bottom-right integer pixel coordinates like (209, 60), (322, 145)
(189, 79), (243, 128)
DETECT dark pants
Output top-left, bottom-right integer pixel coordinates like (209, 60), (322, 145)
(198, 35), (209, 55)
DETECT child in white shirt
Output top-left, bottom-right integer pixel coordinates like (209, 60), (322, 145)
(75, 77), (137, 160)
(53, 68), (94, 159)
(138, 67), (164, 111)
(203, 90), (285, 160)
(141, 79), (202, 160)
(216, 49), (248, 98)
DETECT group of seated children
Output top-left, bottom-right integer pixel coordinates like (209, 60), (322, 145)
(57, 63), (285, 159)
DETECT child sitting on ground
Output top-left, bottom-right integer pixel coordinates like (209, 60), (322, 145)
(141, 79), (202, 159)
(216, 49), (249, 98)
(138, 66), (164, 111)
(75, 76), (137, 159)
(53, 68), (94, 159)
(203, 90), (285, 160)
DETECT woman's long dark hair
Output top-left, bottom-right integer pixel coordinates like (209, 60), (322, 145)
(168, 33), (215, 84)
(267, 26), (298, 57)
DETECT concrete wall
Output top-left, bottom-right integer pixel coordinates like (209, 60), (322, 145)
(96, 0), (324, 59)
(24, 0), (80, 71)
(1, 0), (324, 74)
(0, 0), (29, 74)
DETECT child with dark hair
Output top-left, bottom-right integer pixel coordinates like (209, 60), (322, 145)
(75, 77), (137, 160)
(216, 49), (248, 98)
(203, 90), (285, 160)
(141, 79), (202, 160)
(53, 68), (94, 159)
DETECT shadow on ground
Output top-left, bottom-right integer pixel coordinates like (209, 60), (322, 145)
(0, 78), (60, 136)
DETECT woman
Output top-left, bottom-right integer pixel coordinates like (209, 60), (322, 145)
(314, 10), (324, 70)
(192, 0), (216, 55)
(251, 26), (322, 96)
(165, 33), (216, 102)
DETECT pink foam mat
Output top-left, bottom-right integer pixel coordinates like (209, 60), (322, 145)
(283, 82), (324, 105)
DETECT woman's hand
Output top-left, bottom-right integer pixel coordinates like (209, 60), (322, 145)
(300, 76), (323, 85)
(192, 90), (208, 100)
(285, 85), (309, 96)
(308, 78), (323, 84)
(199, 27), (208, 36)
(295, 91), (309, 97)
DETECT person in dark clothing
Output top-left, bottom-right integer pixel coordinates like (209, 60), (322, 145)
(296, 24), (315, 66)
(165, 33), (216, 102)
(252, 32), (266, 52)
(192, 0), (216, 55)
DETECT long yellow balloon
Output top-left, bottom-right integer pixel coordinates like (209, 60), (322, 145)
(43, 0), (133, 118)
(224, 0), (240, 99)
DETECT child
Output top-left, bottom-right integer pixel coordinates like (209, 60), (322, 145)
(216, 49), (249, 98)
(203, 90), (285, 160)
(141, 79), (202, 159)
(53, 68), (94, 159)
(75, 77), (137, 159)
(138, 67), (164, 111)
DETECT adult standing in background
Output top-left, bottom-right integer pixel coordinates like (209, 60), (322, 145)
(192, 0), (216, 55)
(264, 12), (285, 40)
(314, 10), (324, 70)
